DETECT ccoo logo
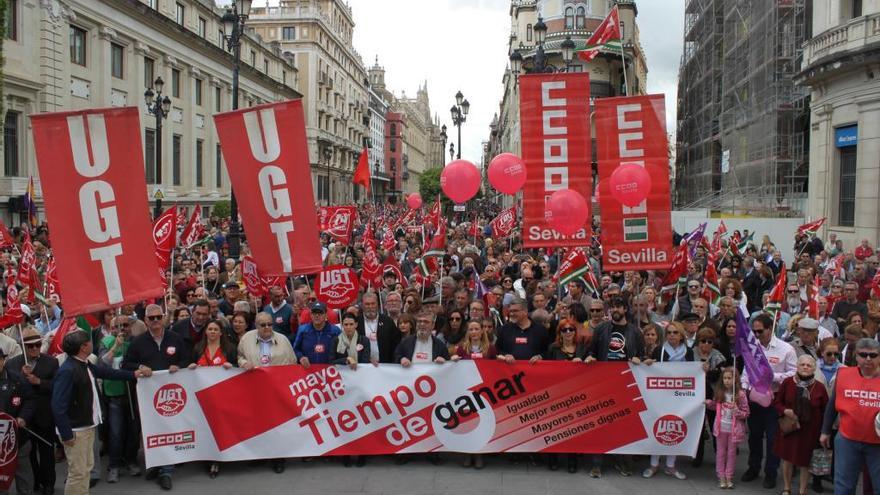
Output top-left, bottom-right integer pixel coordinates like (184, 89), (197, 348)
(154, 384), (187, 417)
(653, 414), (687, 446)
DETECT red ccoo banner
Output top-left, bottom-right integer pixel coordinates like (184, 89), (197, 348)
(519, 73), (592, 248)
(30, 108), (164, 315)
(214, 100), (322, 276)
(596, 95), (673, 271)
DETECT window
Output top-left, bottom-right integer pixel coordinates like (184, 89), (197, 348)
(282, 26), (295, 40)
(250, 50), (256, 66)
(852, 0), (862, 18)
(564, 7), (574, 29)
(390, 139), (396, 152)
(215, 143), (222, 188)
(147, 0), (156, 8)
(282, 70), (287, 85)
(198, 16), (206, 38)
(171, 69), (180, 97)
(576, 6), (586, 29)
(172, 134), (182, 186)
(175, 3), (184, 26)
(838, 145), (857, 227)
(4, 0), (17, 40)
(214, 86), (221, 112)
(145, 129), (157, 184)
(390, 123), (396, 136)
(144, 57), (155, 89)
(526, 23), (533, 42)
(69, 25), (87, 66)
(218, 29), (224, 48)
(111, 43), (124, 79)
(316, 176), (329, 202)
(4, 111), (20, 177)
(196, 139), (203, 187)
(620, 21), (625, 39)
(264, 59), (269, 73)
(194, 78), (202, 105)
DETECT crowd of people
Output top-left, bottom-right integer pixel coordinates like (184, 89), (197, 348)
(0, 202), (878, 495)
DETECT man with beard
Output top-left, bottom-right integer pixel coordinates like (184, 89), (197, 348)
(170, 299), (210, 358)
(394, 310), (450, 366)
(357, 292), (399, 364)
(830, 281), (868, 328)
(496, 298), (548, 364)
(586, 296), (645, 478)
(784, 283), (806, 316)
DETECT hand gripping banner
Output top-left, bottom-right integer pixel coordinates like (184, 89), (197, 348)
(138, 362), (704, 467)
(214, 100), (322, 275)
(595, 95), (673, 271)
(519, 73), (592, 248)
(30, 108), (163, 315)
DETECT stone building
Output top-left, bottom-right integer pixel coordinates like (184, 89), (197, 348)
(1, 0), (299, 224)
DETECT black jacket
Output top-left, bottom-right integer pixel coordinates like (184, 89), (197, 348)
(51, 357), (134, 441)
(393, 335), (450, 364)
(6, 354), (57, 431)
(741, 269), (762, 312)
(170, 318), (205, 359)
(330, 334), (372, 365)
(122, 330), (191, 372)
(356, 314), (400, 364)
(0, 368), (35, 433)
(589, 321), (645, 362)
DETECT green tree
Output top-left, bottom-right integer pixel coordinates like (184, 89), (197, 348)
(419, 166), (442, 203)
(212, 199), (231, 219)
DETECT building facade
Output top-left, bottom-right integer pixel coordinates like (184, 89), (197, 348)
(384, 111), (404, 199)
(249, 0), (368, 206)
(798, 1), (880, 246)
(367, 77), (390, 200)
(1, 0), (299, 225)
(675, 0), (811, 216)
(488, 0), (648, 207)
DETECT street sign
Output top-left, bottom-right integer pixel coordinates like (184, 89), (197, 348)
(453, 204), (466, 212)
(153, 188), (165, 200)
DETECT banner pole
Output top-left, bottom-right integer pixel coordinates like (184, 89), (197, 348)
(619, 42), (629, 97)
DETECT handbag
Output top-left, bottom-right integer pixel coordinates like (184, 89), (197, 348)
(809, 448), (833, 476)
(778, 414), (800, 435)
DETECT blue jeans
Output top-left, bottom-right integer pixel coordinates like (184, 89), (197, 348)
(107, 396), (140, 469)
(834, 434), (880, 494)
(747, 400), (779, 478)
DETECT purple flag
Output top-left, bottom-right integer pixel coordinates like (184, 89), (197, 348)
(734, 308), (774, 395)
(684, 222), (707, 259)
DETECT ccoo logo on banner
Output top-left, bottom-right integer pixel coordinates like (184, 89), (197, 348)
(315, 265), (359, 309)
(30, 108), (164, 315)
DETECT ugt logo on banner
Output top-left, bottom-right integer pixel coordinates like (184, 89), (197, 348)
(214, 101), (322, 275)
(30, 108), (164, 315)
(315, 265), (359, 309)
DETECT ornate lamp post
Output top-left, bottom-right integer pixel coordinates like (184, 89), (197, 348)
(450, 91), (469, 160)
(144, 77), (171, 219)
(440, 124), (448, 165)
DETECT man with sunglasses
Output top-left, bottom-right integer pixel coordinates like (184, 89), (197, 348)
(672, 278), (716, 321)
(7, 326), (57, 495)
(741, 313), (797, 489)
(820, 338), (880, 493)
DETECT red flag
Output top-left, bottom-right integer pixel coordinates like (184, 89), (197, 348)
(176, 206), (187, 228)
(46, 257), (60, 300)
(0, 282), (24, 329)
(797, 217), (826, 237)
(152, 206), (177, 286)
(596, 95), (673, 271)
(241, 255), (266, 298)
(520, 73), (592, 248)
(808, 275), (820, 319)
(424, 198), (442, 231)
(0, 219), (13, 249)
(360, 226), (381, 289)
(661, 243), (689, 294)
(380, 256), (407, 289)
(553, 248), (589, 284)
(214, 100), (322, 275)
(703, 250), (721, 304)
(0, 411), (18, 491)
(381, 228), (396, 252)
(315, 265), (359, 309)
(489, 206), (517, 238)
(180, 205), (204, 248)
(16, 231), (35, 285)
(352, 148), (371, 192)
(30, 107), (164, 315)
(764, 262), (787, 315)
(576, 5), (621, 62)
(318, 206), (356, 245)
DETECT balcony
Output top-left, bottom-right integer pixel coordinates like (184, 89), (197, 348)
(803, 12), (880, 68)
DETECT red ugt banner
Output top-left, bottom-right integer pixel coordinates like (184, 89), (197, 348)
(596, 95), (673, 271)
(30, 108), (164, 315)
(519, 73), (592, 248)
(214, 100), (322, 276)
(318, 206), (355, 245)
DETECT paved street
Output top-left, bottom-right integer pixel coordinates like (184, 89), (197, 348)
(84, 449), (797, 495)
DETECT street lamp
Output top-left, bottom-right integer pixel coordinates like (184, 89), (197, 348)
(561, 36), (576, 71)
(221, 0), (252, 260)
(450, 91), (469, 160)
(440, 125), (448, 165)
(449, 143), (455, 162)
(144, 77), (172, 219)
(509, 17), (578, 77)
(322, 147), (332, 205)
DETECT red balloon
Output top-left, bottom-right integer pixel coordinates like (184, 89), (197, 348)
(609, 163), (652, 207)
(440, 160), (481, 204)
(488, 153), (526, 195)
(545, 189), (589, 236)
(406, 192), (422, 210)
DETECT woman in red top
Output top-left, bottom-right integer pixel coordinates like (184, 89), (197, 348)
(451, 318), (496, 469)
(188, 320), (237, 477)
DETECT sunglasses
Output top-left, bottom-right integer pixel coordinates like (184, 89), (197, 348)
(25, 343), (41, 349)
(590, 308), (604, 313)
(824, 352), (840, 357)
(560, 327), (576, 333)
(857, 352), (879, 359)
(688, 285), (700, 289)
(257, 322), (273, 328)
(787, 290), (799, 294)
(114, 323), (130, 329)
(146, 315), (164, 321)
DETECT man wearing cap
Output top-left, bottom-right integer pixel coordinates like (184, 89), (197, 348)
(218, 282), (242, 316)
(790, 317), (829, 363)
(7, 326), (55, 495)
(293, 302), (341, 367)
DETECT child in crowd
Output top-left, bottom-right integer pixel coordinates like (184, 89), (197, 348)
(705, 367), (750, 489)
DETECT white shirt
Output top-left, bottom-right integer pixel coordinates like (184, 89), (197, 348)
(742, 335), (797, 393)
(364, 318), (379, 361)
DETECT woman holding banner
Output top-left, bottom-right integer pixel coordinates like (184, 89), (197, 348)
(331, 313), (371, 468)
(451, 318), (497, 469)
(544, 318), (587, 473)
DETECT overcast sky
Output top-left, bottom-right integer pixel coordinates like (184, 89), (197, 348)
(346, 0), (685, 164)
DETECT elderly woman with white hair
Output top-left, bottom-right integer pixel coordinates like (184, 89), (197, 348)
(772, 354), (829, 495)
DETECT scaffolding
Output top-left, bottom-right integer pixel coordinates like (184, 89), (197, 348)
(675, 0), (810, 216)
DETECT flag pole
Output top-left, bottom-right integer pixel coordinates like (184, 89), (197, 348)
(619, 43), (629, 96)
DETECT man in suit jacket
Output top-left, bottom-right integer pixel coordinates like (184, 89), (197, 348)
(356, 292), (400, 364)
(741, 256), (762, 313)
(7, 326), (58, 495)
(394, 310), (450, 365)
